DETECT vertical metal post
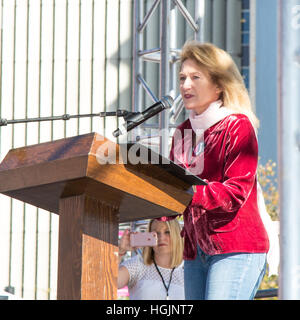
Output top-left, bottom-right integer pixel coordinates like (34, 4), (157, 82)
(249, 0), (256, 109)
(204, 0), (213, 42)
(170, 1), (177, 99)
(278, 0), (300, 300)
(132, 0), (144, 141)
(212, 0), (226, 49)
(159, 0), (170, 157)
(195, 0), (205, 41)
(226, 0), (242, 68)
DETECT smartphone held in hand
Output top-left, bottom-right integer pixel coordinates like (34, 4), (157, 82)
(130, 232), (158, 247)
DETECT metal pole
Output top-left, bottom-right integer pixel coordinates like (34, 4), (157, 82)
(278, 0), (300, 300)
(159, 0), (171, 157)
(212, 0), (226, 49)
(132, 0), (144, 141)
(170, 1), (177, 100)
(204, 0), (213, 42)
(249, 0), (256, 109)
(173, 0), (199, 33)
(138, 0), (161, 33)
(226, 0), (242, 68)
(195, 0), (205, 42)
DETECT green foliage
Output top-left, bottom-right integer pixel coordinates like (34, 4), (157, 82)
(258, 160), (279, 220)
(257, 159), (279, 300)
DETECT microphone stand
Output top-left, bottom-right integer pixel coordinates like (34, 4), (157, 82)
(0, 110), (141, 127)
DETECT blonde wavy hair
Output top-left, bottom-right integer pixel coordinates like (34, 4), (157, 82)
(180, 41), (259, 129)
(143, 218), (183, 268)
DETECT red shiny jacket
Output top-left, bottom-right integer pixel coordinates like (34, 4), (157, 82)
(170, 114), (269, 259)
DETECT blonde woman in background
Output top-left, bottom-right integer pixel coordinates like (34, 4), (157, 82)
(118, 218), (184, 300)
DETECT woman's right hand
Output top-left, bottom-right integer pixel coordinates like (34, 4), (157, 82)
(119, 229), (133, 255)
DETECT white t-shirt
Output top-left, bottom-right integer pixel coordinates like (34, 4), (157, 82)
(121, 255), (185, 300)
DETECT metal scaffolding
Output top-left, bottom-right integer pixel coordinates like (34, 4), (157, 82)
(132, 0), (204, 157)
(131, 0), (243, 157)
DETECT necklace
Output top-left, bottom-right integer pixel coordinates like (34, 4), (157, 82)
(153, 259), (175, 300)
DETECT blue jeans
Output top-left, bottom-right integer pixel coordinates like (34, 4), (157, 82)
(184, 246), (266, 300)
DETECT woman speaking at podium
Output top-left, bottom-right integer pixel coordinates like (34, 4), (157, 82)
(169, 41), (270, 300)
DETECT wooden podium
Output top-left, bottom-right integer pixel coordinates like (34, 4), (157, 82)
(0, 132), (200, 300)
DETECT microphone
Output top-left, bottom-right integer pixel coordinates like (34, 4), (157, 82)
(112, 95), (174, 138)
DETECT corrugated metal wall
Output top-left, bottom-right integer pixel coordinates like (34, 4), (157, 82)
(0, 0), (245, 299)
(0, 0), (134, 300)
